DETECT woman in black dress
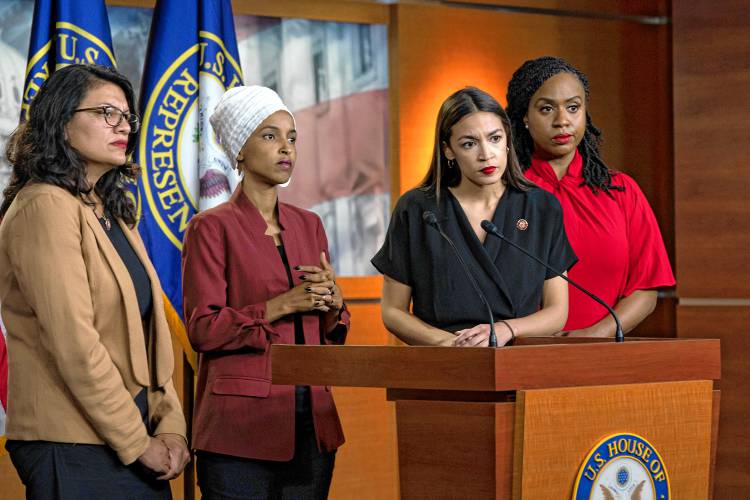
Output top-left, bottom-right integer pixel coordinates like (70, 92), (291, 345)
(372, 87), (577, 347)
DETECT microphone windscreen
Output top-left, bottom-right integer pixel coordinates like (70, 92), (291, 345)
(480, 220), (495, 233)
(422, 210), (438, 225)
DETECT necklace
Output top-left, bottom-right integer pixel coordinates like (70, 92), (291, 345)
(100, 213), (112, 231)
(94, 206), (111, 231)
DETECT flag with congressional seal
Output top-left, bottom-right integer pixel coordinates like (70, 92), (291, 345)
(2, 0), (116, 454)
(136, 0), (243, 368)
(21, 0), (117, 121)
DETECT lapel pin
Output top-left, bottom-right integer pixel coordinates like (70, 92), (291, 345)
(516, 218), (528, 231)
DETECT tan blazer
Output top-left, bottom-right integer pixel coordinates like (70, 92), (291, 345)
(0, 184), (186, 465)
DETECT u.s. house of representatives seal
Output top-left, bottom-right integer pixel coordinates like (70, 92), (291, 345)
(572, 433), (670, 500)
(139, 31), (242, 247)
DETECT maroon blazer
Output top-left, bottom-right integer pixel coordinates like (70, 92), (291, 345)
(182, 187), (349, 460)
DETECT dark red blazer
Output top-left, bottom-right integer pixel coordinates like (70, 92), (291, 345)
(182, 187), (349, 460)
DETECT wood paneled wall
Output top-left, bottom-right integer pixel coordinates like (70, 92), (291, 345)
(449, 0), (669, 17)
(0, 454), (23, 498)
(678, 307), (750, 497)
(673, 0), (750, 496)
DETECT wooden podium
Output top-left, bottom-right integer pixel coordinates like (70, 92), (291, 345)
(271, 338), (720, 499)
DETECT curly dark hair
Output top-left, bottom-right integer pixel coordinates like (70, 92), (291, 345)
(505, 56), (622, 194)
(420, 86), (534, 195)
(1, 64), (139, 224)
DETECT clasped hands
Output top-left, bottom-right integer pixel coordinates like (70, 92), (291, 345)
(272, 252), (343, 315)
(452, 321), (514, 347)
(137, 433), (190, 480)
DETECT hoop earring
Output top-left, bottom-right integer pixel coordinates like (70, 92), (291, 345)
(447, 159), (456, 169)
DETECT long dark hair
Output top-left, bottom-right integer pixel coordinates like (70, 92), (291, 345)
(506, 56), (622, 194)
(420, 86), (534, 195)
(1, 64), (139, 224)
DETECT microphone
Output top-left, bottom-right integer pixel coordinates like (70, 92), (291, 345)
(480, 219), (624, 342)
(423, 211), (498, 347)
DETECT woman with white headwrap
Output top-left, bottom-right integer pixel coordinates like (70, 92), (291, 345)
(182, 86), (349, 499)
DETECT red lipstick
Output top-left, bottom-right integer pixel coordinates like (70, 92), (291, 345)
(553, 134), (573, 145)
(111, 141), (128, 150)
(480, 166), (497, 175)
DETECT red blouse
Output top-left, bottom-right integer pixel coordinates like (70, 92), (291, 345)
(524, 151), (675, 331)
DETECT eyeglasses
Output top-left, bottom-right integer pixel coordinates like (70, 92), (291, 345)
(73, 106), (140, 133)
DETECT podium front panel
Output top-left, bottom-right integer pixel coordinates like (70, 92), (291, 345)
(395, 400), (515, 499)
(513, 380), (713, 499)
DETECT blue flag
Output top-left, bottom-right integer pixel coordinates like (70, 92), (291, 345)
(22, 0), (116, 120)
(136, 0), (242, 365)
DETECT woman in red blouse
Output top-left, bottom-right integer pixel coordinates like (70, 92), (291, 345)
(182, 86), (349, 499)
(505, 56), (675, 336)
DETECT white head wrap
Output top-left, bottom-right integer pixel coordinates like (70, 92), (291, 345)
(209, 85), (294, 168)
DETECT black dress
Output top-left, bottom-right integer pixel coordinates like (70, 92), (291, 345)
(371, 186), (577, 332)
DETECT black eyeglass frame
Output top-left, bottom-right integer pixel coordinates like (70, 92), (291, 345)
(73, 106), (140, 133)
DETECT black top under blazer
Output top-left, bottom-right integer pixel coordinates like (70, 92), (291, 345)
(371, 186), (577, 332)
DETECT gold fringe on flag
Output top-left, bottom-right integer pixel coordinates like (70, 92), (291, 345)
(162, 293), (197, 371)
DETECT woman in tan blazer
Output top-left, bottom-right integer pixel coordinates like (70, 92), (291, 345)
(0, 65), (189, 499)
